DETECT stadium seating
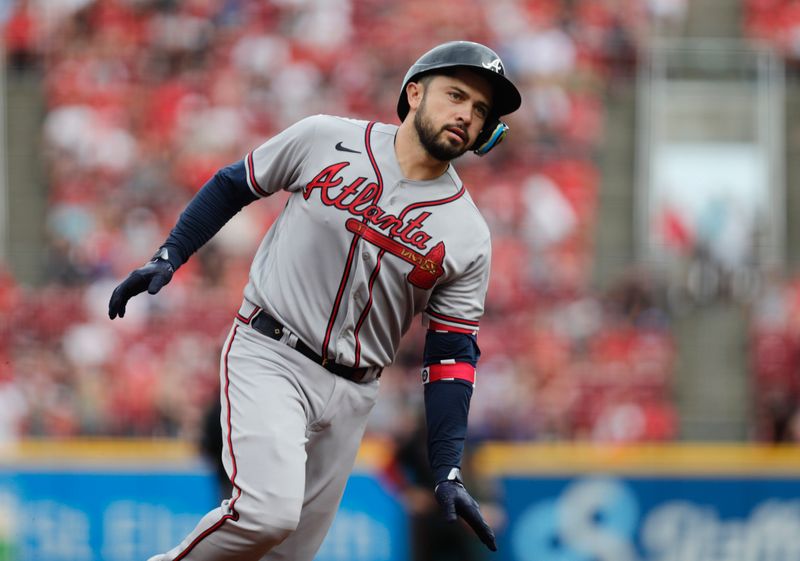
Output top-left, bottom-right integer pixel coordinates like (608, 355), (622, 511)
(2, 0), (678, 442)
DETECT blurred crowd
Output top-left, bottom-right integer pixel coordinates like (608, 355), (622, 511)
(742, 0), (800, 442)
(749, 271), (800, 442)
(0, 0), (690, 444)
(746, 0), (800, 71)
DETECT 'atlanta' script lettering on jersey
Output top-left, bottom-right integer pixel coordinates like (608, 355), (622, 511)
(303, 162), (433, 250)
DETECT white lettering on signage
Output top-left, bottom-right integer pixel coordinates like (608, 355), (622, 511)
(512, 478), (800, 561)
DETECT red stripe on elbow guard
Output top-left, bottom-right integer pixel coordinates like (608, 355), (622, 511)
(421, 363), (476, 385)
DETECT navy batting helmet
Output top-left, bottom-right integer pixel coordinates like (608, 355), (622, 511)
(397, 41), (522, 155)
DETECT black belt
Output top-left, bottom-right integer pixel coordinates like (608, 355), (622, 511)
(250, 312), (371, 383)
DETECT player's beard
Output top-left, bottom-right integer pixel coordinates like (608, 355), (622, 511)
(414, 95), (470, 162)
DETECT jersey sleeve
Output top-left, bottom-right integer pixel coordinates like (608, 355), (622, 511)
(423, 234), (491, 334)
(244, 114), (320, 198)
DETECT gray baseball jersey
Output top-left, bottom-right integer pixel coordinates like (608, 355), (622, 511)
(146, 114), (493, 561)
(242, 114), (492, 368)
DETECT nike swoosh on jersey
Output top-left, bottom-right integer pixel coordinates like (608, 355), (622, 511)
(335, 141), (361, 154)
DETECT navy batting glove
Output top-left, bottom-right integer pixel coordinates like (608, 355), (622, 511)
(434, 472), (497, 552)
(108, 248), (174, 319)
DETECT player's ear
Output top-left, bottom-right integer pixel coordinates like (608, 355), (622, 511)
(406, 81), (424, 113)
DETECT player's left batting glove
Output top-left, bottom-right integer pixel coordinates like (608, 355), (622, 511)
(108, 247), (175, 319)
(434, 468), (497, 552)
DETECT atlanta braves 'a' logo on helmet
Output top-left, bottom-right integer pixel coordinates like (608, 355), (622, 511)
(481, 58), (504, 74)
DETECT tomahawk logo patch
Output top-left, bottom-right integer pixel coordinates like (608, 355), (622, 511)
(346, 219), (445, 290)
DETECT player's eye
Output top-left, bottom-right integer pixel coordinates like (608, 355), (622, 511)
(475, 105), (488, 119)
(448, 91), (462, 101)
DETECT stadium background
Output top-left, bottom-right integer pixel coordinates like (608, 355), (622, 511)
(2, 0), (800, 560)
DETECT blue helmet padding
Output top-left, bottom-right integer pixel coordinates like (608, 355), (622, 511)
(473, 121), (509, 156)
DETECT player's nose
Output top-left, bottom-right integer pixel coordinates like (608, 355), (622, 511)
(455, 105), (472, 125)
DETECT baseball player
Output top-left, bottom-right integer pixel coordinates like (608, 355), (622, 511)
(109, 41), (521, 561)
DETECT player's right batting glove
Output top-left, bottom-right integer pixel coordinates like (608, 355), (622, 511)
(108, 247), (175, 319)
(434, 468), (497, 551)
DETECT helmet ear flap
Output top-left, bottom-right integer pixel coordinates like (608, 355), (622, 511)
(472, 120), (509, 156)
